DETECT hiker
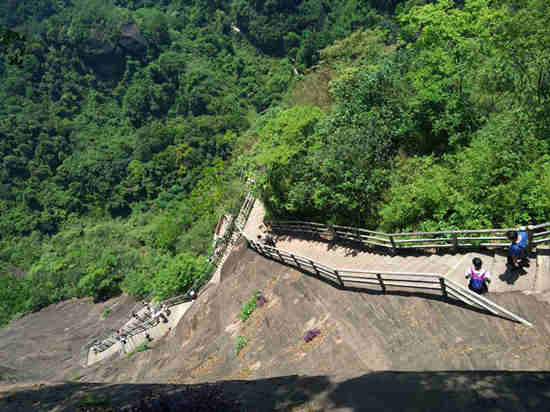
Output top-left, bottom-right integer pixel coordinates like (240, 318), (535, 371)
(264, 233), (276, 247)
(161, 304), (171, 318)
(132, 311), (147, 322)
(507, 230), (528, 268)
(151, 304), (168, 323)
(118, 332), (127, 353)
(257, 234), (276, 247)
(465, 257), (491, 294)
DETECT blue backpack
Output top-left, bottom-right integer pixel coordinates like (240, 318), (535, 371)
(470, 268), (486, 291)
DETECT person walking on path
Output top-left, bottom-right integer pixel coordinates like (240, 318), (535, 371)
(257, 234), (276, 247)
(507, 230), (528, 268)
(465, 257), (491, 294)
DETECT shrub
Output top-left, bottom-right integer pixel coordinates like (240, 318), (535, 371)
(136, 343), (149, 353)
(150, 253), (209, 300)
(0, 274), (31, 328)
(235, 336), (248, 356)
(240, 290), (261, 322)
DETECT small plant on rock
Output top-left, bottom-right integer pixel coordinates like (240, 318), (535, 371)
(128, 343), (150, 357)
(135, 343), (149, 353)
(240, 290), (267, 322)
(235, 336), (248, 355)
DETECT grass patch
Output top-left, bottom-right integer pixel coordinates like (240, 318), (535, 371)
(235, 336), (248, 356)
(240, 290), (261, 322)
(71, 373), (85, 382)
(102, 308), (112, 318)
(136, 343), (149, 353)
(127, 343), (150, 357)
(77, 394), (109, 407)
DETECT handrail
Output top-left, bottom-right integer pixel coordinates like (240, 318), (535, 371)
(246, 238), (533, 327)
(86, 192), (255, 358)
(269, 220), (550, 251)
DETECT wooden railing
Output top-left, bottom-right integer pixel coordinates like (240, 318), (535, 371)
(247, 238), (533, 327)
(84, 193), (255, 358)
(269, 221), (550, 253)
(235, 193), (255, 232)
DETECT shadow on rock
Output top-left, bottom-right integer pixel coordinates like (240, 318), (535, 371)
(1, 371), (549, 412)
(499, 266), (527, 285)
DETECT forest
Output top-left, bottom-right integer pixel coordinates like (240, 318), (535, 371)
(1, 0), (549, 327)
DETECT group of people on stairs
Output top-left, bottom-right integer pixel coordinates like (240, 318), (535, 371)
(466, 230), (529, 295)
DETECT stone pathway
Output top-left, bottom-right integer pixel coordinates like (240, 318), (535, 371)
(87, 194), (256, 366)
(243, 200), (541, 295)
(87, 301), (193, 366)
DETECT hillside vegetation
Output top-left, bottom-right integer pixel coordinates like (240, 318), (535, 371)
(1, 0), (549, 327)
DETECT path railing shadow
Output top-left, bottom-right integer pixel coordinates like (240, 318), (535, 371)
(247, 238), (532, 326)
(2, 371), (549, 412)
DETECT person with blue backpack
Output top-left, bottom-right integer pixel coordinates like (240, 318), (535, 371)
(507, 230), (528, 268)
(465, 257), (491, 294)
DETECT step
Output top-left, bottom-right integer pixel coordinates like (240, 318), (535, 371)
(534, 246), (550, 292)
(489, 251), (535, 293)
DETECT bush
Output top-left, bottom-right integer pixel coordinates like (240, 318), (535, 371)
(0, 274), (31, 328)
(235, 336), (248, 356)
(150, 253), (209, 300)
(240, 290), (261, 322)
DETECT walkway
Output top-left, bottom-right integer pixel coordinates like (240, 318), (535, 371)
(86, 194), (255, 366)
(244, 200), (543, 295)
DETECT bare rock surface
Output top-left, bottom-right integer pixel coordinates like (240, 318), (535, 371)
(2, 235), (550, 410)
(0, 294), (137, 386)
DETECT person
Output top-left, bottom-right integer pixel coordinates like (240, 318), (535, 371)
(264, 233), (276, 247)
(151, 304), (168, 323)
(132, 311), (147, 322)
(465, 257), (491, 294)
(161, 304), (171, 318)
(257, 234), (276, 247)
(118, 331), (127, 353)
(507, 230), (528, 268)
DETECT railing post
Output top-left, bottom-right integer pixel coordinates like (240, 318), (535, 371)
(334, 269), (345, 288)
(527, 225), (535, 254)
(389, 235), (396, 255)
(376, 274), (386, 293)
(256, 241), (265, 255)
(292, 254), (302, 269)
(329, 225), (336, 241)
(439, 277), (447, 298)
(310, 260), (320, 276)
(452, 233), (458, 253)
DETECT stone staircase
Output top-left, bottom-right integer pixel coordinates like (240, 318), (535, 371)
(210, 194), (255, 284)
(244, 199), (546, 299)
(84, 193), (256, 366)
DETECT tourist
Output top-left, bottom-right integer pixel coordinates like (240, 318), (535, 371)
(465, 257), (491, 294)
(507, 230), (528, 268)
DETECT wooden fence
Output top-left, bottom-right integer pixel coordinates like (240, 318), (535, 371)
(247, 238), (533, 327)
(84, 193), (255, 358)
(268, 221), (550, 253)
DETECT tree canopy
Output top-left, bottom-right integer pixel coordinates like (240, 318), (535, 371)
(1, 0), (549, 327)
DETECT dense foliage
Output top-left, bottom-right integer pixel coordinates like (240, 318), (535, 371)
(248, 0), (550, 231)
(2, 0), (549, 327)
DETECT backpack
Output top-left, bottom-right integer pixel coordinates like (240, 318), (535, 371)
(470, 268), (486, 291)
